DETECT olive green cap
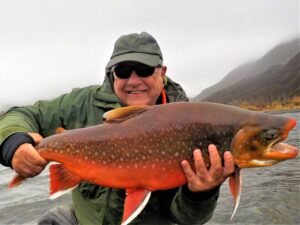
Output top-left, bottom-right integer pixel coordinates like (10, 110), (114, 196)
(106, 32), (163, 69)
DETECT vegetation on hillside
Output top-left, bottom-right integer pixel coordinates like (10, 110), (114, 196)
(234, 96), (300, 112)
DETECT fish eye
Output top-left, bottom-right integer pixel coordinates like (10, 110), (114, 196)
(265, 129), (279, 141)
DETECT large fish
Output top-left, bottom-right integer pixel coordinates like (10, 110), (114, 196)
(9, 102), (298, 224)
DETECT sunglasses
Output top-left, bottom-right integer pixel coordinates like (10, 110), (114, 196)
(112, 63), (160, 79)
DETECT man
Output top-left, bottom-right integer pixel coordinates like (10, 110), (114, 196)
(0, 32), (234, 225)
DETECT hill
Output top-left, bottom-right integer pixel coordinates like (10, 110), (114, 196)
(200, 52), (300, 106)
(194, 38), (300, 101)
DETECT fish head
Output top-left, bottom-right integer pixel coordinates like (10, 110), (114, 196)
(231, 116), (298, 168)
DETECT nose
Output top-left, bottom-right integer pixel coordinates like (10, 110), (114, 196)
(126, 71), (143, 85)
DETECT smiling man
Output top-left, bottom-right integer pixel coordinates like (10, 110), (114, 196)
(112, 62), (166, 106)
(0, 32), (234, 225)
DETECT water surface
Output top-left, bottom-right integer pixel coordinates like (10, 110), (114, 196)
(0, 112), (299, 225)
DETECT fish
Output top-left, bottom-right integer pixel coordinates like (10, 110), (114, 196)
(9, 102), (298, 224)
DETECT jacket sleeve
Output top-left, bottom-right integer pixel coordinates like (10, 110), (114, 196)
(0, 86), (99, 166)
(169, 185), (220, 224)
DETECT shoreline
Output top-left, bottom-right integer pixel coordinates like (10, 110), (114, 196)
(263, 108), (300, 114)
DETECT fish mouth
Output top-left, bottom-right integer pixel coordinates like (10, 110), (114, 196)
(234, 118), (299, 168)
(238, 139), (298, 168)
(249, 140), (299, 167)
(263, 141), (298, 160)
(262, 118), (298, 161)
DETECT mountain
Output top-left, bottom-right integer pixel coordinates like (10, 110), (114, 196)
(199, 52), (300, 105)
(194, 38), (300, 101)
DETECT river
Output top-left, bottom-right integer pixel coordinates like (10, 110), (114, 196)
(0, 112), (299, 225)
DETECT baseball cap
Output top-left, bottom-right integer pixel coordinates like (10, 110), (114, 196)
(106, 32), (163, 69)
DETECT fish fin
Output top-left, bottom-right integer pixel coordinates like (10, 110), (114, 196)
(56, 127), (66, 134)
(229, 166), (242, 221)
(103, 105), (149, 123)
(8, 174), (27, 188)
(122, 189), (151, 225)
(49, 164), (81, 198)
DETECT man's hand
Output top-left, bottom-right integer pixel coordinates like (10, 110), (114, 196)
(11, 133), (47, 178)
(181, 144), (235, 192)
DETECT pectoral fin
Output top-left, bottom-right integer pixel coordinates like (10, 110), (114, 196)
(229, 166), (242, 221)
(122, 189), (151, 225)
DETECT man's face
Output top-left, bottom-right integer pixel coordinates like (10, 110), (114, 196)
(113, 62), (166, 106)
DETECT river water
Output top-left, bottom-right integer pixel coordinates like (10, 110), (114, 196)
(0, 112), (299, 225)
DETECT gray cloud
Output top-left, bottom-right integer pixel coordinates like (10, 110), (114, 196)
(0, 0), (299, 105)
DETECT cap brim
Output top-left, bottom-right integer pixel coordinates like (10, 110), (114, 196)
(106, 53), (162, 69)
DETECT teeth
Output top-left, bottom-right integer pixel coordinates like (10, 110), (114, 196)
(129, 91), (145, 94)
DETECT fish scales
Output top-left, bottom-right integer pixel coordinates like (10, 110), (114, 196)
(9, 102), (298, 224)
(36, 103), (265, 189)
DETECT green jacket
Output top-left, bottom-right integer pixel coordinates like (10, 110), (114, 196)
(0, 75), (219, 225)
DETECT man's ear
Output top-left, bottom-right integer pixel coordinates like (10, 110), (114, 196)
(161, 66), (167, 78)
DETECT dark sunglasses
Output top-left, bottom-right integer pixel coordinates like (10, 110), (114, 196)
(112, 63), (160, 79)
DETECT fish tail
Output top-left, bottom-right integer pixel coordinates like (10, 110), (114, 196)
(8, 174), (27, 188)
(49, 164), (81, 199)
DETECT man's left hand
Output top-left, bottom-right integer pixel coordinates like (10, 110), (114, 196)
(181, 144), (235, 192)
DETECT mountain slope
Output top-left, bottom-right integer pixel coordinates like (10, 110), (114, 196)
(202, 52), (300, 105)
(194, 38), (300, 101)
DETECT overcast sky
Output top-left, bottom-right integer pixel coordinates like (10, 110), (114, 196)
(0, 0), (299, 106)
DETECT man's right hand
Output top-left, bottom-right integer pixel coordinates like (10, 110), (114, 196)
(11, 133), (48, 178)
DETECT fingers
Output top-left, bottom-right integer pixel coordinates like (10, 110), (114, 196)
(181, 144), (235, 193)
(193, 149), (208, 181)
(26, 145), (48, 166)
(181, 159), (200, 192)
(28, 132), (44, 145)
(208, 144), (223, 178)
(223, 151), (235, 177)
(12, 143), (48, 178)
(181, 160), (196, 181)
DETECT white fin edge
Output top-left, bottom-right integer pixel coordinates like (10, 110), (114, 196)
(230, 172), (242, 221)
(49, 185), (78, 200)
(121, 191), (152, 225)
